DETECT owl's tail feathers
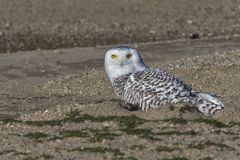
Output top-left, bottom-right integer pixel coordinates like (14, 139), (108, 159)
(192, 92), (224, 116)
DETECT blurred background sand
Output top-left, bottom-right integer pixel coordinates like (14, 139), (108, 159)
(1, 0), (240, 52)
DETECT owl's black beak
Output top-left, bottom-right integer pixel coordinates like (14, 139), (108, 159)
(120, 60), (129, 67)
(120, 61), (124, 67)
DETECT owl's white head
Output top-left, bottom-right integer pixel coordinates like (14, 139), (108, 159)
(104, 46), (148, 83)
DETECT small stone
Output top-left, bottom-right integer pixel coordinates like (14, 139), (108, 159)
(56, 61), (61, 64)
(207, 33), (214, 37)
(149, 30), (156, 34)
(187, 20), (193, 25)
(56, 139), (62, 143)
(225, 36), (230, 40)
(189, 33), (200, 39)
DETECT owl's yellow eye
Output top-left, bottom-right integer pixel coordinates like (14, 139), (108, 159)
(111, 54), (118, 59)
(126, 53), (132, 59)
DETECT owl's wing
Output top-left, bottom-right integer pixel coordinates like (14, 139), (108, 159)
(123, 68), (193, 110)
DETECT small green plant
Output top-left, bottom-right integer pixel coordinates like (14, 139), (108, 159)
(69, 147), (124, 157)
(214, 130), (238, 135)
(113, 157), (138, 160)
(24, 120), (62, 126)
(57, 127), (120, 142)
(199, 157), (213, 160)
(0, 150), (29, 156)
(162, 118), (188, 124)
(157, 130), (197, 136)
(117, 114), (147, 128)
(24, 132), (48, 141)
(162, 157), (188, 160)
(60, 130), (89, 138)
(156, 145), (178, 152)
(130, 145), (146, 150)
(192, 118), (227, 128)
(189, 140), (234, 150)
(88, 128), (120, 142)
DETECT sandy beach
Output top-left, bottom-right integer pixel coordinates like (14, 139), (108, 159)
(0, 38), (239, 159)
(0, 1), (240, 160)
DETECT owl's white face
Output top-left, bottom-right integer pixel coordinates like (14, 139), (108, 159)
(104, 46), (147, 83)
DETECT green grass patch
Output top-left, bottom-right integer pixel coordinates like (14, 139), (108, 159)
(36, 153), (53, 159)
(120, 127), (160, 140)
(121, 125), (196, 140)
(199, 157), (213, 160)
(57, 127), (120, 142)
(162, 118), (188, 124)
(162, 157), (188, 160)
(23, 154), (53, 160)
(157, 130), (197, 136)
(69, 147), (124, 156)
(192, 118), (227, 128)
(65, 111), (147, 127)
(113, 157), (138, 160)
(130, 145), (146, 150)
(0, 150), (29, 156)
(229, 136), (239, 140)
(1, 110), (234, 139)
(23, 156), (35, 160)
(156, 145), (178, 152)
(88, 128), (120, 142)
(161, 117), (231, 128)
(189, 140), (234, 150)
(228, 122), (240, 127)
(121, 128), (152, 137)
(64, 110), (115, 122)
(60, 130), (89, 138)
(24, 132), (48, 141)
(214, 130), (239, 135)
(1, 117), (63, 126)
(1, 118), (22, 123)
(117, 114), (147, 128)
(0, 111), (147, 128)
(64, 111), (149, 141)
(24, 119), (63, 126)
(115, 114), (156, 140)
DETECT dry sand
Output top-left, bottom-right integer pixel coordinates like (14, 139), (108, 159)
(0, 38), (239, 160)
(1, 1), (240, 159)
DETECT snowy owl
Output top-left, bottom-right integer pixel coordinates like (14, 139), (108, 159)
(104, 46), (224, 115)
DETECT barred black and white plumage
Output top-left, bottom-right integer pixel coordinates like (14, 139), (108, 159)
(104, 46), (224, 116)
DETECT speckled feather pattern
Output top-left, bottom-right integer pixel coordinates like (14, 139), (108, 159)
(113, 68), (224, 115)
